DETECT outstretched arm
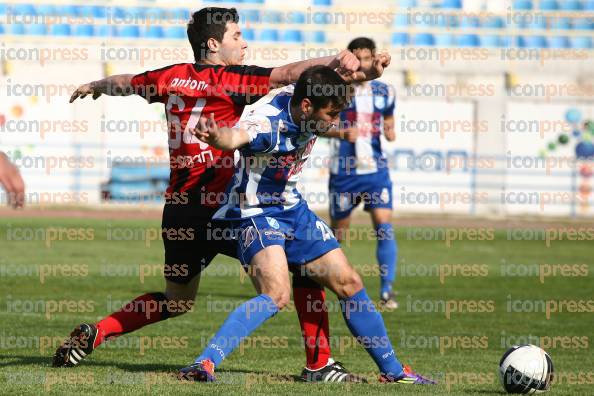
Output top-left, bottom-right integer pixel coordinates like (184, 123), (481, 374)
(69, 74), (135, 103)
(192, 114), (250, 151)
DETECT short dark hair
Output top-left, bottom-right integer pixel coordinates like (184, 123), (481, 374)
(187, 7), (239, 62)
(347, 37), (376, 53)
(293, 66), (351, 112)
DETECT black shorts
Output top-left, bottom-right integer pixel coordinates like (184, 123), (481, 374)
(161, 203), (238, 284)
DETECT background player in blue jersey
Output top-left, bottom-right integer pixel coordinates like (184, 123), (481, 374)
(324, 37), (399, 308)
(180, 65), (434, 385)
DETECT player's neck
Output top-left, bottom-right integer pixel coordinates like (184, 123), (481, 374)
(197, 55), (228, 67)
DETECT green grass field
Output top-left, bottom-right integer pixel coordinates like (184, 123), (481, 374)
(0, 216), (592, 395)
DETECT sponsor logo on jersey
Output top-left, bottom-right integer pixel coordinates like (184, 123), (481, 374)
(265, 217), (280, 229)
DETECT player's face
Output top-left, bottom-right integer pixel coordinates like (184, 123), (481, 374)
(352, 48), (374, 74)
(219, 22), (248, 66)
(310, 103), (343, 134)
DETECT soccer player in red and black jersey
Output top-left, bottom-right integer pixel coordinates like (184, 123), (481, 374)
(53, 7), (381, 382)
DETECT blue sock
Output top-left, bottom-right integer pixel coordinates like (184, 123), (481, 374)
(194, 294), (278, 367)
(376, 223), (397, 295)
(340, 288), (404, 377)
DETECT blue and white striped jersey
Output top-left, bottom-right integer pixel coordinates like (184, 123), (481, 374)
(329, 80), (395, 176)
(213, 85), (317, 219)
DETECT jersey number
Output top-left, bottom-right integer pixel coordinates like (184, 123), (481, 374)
(165, 95), (208, 149)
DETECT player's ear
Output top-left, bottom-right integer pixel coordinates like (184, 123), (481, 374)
(301, 98), (313, 118)
(207, 37), (219, 54)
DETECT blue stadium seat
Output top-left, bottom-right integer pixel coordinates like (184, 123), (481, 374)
(9, 24), (25, 35)
(168, 8), (190, 21)
(585, 0), (594, 10)
(573, 17), (593, 30)
(118, 25), (141, 38)
(313, 0), (332, 5)
(79, 6), (106, 18)
(145, 26), (164, 39)
(262, 11), (282, 24)
(539, 0), (558, 10)
(435, 34), (455, 46)
(548, 36), (569, 48)
(35, 5), (56, 16)
(559, 0), (581, 10)
(457, 34), (480, 47)
(282, 29), (303, 43)
(513, 0), (533, 10)
(242, 9), (261, 24)
(413, 33), (435, 46)
(121, 7), (146, 19)
(50, 24), (71, 36)
(12, 4), (36, 16)
(54, 5), (78, 17)
(312, 12), (329, 24)
(440, 0), (462, 8)
(518, 35), (547, 47)
(550, 17), (571, 29)
(27, 24), (47, 36)
(0, 25), (4, 35)
(96, 25), (115, 37)
(309, 31), (326, 43)
(392, 32), (409, 46)
(482, 16), (505, 28)
(243, 0), (265, 3)
(74, 24), (94, 37)
(525, 16), (547, 29)
(399, 0), (417, 7)
(460, 16), (479, 28)
(393, 14), (409, 26)
(242, 28), (255, 41)
(258, 29), (279, 42)
(0, 4), (6, 15)
(111, 7), (127, 20)
(480, 35), (502, 47)
(164, 26), (186, 39)
(288, 11), (306, 24)
(570, 36), (593, 48)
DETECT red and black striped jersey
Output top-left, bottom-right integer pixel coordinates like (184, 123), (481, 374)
(131, 63), (272, 207)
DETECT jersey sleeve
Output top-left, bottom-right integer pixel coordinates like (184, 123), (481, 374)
(220, 65), (273, 106)
(383, 84), (396, 117)
(130, 66), (172, 104)
(239, 113), (280, 154)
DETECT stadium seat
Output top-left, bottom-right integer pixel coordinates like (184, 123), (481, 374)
(145, 26), (164, 39)
(525, 16), (547, 29)
(539, 0), (558, 10)
(243, 0), (265, 3)
(0, 25), (4, 35)
(585, 0), (594, 10)
(457, 34), (480, 47)
(440, 0), (462, 8)
(27, 24), (47, 36)
(242, 28), (255, 41)
(0, 4), (6, 15)
(262, 11), (282, 24)
(164, 26), (186, 39)
(35, 5), (56, 16)
(312, 12), (329, 24)
(460, 16), (480, 28)
(288, 11), (306, 24)
(145, 8), (165, 20)
(559, 0), (581, 10)
(548, 36), (569, 48)
(572, 17), (593, 30)
(513, 0), (533, 10)
(168, 8), (190, 21)
(54, 5), (78, 17)
(518, 35), (547, 47)
(96, 25), (115, 37)
(9, 24), (25, 35)
(482, 16), (505, 29)
(74, 24), (94, 37)
(309, 31), (326, 43)
(393, 14), (409, 26)
(242, 9), (261, 23)
(313, 0), (332, 5)
(282, 29), (303, 43)
(79, 5), (107, 18)
(50, 24), (71, 36)
(392, 32), (409, 46)
(12, 4), (36, 16)
(413, 33), (435, 46)
(480, 35), (502, 47)
(399, 0), (417, 6)
(118, 26), (141, 38)
(570, 36), (593, 48)
(435, 34), (455, 46)
(550, 17), (571, 30)
(258, 29), (279, 42)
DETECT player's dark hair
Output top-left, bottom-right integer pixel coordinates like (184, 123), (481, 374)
(293, 66), (351, 112)
(347, 37), (376, 53)
(187, 7), (239, 62)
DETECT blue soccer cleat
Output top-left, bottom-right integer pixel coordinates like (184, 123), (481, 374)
(379, 365), (437, 384)
(178, 359), (216, 382)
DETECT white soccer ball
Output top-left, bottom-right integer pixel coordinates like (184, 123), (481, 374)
(499, 344), (554, 394)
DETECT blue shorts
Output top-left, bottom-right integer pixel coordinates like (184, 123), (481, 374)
(234, 203), (340, 267)
(329, 171), (393, 221)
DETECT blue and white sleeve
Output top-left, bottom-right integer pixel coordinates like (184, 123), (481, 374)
(383, 84), (396, 117)
(240, 114), (280, 154)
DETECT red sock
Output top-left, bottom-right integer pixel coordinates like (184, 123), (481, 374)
(294, 286), (331, 370)
(94, 293), (170, 348)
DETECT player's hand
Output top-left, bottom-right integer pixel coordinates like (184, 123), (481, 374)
(0, 152), (25, 208)
(342, 127), (359, 143)
(192, 113), (220, 146)
(370, 51), (391, 79)
(70, 82), (102, 103)
(333, 50), (361, 78)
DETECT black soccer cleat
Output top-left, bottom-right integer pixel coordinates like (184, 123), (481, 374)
(52, 323), (98, 367)
(301, 358), (367, 383)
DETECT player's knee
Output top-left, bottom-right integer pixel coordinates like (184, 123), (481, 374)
(337, 271), (364, 299)
(268, 290), (290, 310)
